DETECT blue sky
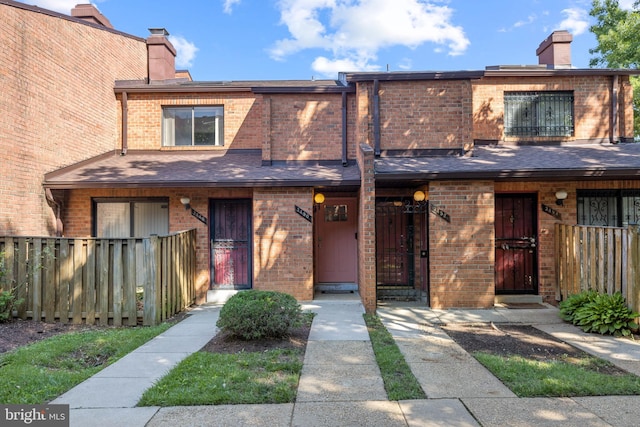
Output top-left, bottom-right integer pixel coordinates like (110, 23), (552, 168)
(29, 0), (637, 81)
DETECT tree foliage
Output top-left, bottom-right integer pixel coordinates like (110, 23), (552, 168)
(589, 0), (640, 137)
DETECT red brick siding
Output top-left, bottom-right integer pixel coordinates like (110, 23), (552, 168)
(378, 80), (472, 150)
(357, 143), (376, 312)
(0, 4), (147, 236)
(253, 188), (314, 300)
(428, 181), (495, 308)
(268, 94), (344, 161)
(122, 93), (261, 151)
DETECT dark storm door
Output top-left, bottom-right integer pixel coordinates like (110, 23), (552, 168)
(375, 202), (414, 287)
(495, 194), (538, 294)
(210, 199), (252, 289)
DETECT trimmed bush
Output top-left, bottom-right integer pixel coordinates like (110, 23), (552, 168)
(560, 290), (639, 337)
(216, 291), (303, 340)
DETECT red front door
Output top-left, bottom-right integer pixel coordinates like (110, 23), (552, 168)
(210, 199), (252, 290)
(495, 194), (538, 294)
(316, 198), (357, 283)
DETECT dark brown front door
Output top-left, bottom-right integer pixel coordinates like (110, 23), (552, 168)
(210, 199), (252, 289)
(495, 194), (538, 294)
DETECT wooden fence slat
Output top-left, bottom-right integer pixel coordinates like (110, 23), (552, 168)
(59, 240), (70, 323)
(597, 227), (605, 293)
(31, 239), (42, 321)
(125, 239), (137, 326)
(98, 240), (109, 326)
(44, 239), (56, 322)
(72, 240), (84, 324)
(112, 240), (123, 327)
(85, 240), (96, 325)
(16, 239), (28, 319)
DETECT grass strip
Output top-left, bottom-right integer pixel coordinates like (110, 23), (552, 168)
(138, 348), (303, 406)
(0, 324), (172, 404)
(474, 352), (640, 397)
(364, 313), (426, 400)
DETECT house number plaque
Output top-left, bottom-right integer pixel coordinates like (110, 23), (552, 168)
(541, 204), (561, 220)
(191, 208), (208, 225)
(295, 205), (312, 223)
(429, 204), (451, 223)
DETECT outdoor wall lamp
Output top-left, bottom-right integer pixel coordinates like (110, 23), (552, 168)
(180, 196), (191, 210)
(555, 190), (568, 206)
(314, 193), (325, 204)
(413, 190), (427, 202)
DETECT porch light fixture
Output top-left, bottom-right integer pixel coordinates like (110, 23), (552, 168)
(555, 190), (568, 206)
(413, 190), (426, 202)
(180, 196), (191, 210)
(314, 193), (325, 204)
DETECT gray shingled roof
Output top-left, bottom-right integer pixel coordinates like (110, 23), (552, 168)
(376, 143), (640, 182)
(44, 150), (360, 189)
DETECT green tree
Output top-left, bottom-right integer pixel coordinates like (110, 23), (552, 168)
(589, 0), (640, 138)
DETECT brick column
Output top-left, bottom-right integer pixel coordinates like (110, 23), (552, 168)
(357, 143), (376, 312)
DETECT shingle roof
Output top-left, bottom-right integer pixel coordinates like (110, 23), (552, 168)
(376, 143), (640, 182)
(44, 150), (360, 189)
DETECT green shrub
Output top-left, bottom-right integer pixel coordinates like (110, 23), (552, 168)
(572, 292), (639, 337)
(216, 291), (303, 340)
(559, 290), (599, 323)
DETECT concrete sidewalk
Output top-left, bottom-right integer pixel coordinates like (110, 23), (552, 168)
(52, 294), (640, 426)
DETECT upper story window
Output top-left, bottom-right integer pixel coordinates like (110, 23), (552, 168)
(162, 106), (224, 147)
(504, 91), (574, 137)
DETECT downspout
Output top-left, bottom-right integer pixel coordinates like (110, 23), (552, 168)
(121, 91), (128, 155)
(611, 75), (619, 144)
(373, 80), (381, 156)
(45, 188), (63, 237)
(342, 91), (348, 166)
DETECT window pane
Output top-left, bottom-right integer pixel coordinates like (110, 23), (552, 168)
(134, 202), (169, 237)
(505, 92), (573, 137)
(194, 107), (223, 146)
(96, 203), (130, 237)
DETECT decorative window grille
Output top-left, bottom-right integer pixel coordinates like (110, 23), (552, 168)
(504, 91), (574, 137)
(577, 190), (640, 227)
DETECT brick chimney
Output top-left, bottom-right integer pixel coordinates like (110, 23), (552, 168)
(147, 28), (177, 82)
(71, 4), (113, 29)
(536, 30), (573, 69)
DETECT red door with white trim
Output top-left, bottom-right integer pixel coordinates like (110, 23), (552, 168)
(316, 198), (357, 284)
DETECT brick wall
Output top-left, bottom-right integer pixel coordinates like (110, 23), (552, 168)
(0, 4), (147, 236)
(253, 188), (314, 300)
(357, 143), (376, 312)
(428, 181), (495, 308)
(268, 93), (344, 161)
(123, 92), (261, 151)
(472, 75), (633, 142)
(378, 80), (472, 150)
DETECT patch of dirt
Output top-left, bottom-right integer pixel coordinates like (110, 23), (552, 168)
(0, 319), (99, 354)
(442, 323), (626, 375)
(201, 323), (311, 354)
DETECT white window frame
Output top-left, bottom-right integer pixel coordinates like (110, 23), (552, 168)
(162, 106), (224, 147)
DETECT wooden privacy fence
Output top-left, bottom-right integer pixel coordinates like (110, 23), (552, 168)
(0, 229), (196, 326)
(555, 223), (640, 315)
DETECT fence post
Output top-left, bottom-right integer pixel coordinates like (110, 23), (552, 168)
(143, 236), (161, 326)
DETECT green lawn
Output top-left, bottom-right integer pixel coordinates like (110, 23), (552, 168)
(0, 324), (172, 404)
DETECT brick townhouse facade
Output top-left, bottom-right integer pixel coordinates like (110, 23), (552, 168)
(5, 1), (640, 312)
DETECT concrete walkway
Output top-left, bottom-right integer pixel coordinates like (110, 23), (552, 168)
(51, 294), (640, 426)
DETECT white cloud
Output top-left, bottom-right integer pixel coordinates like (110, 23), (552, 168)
(618, 0), (636, 10)
(269, 0), (469, 76)
(223, 0), (241, 14)
(168, 35), (199, 68)
(513, 14), (537, 28)
(556, 7), (589, 36)
(28, 0), (86, 14)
